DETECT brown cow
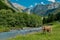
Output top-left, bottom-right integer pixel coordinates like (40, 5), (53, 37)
(42, 26), (52, 33)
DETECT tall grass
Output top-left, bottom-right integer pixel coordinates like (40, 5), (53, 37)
(0, 26), (10, 32)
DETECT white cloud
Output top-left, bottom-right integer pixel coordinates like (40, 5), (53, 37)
(48, 0), (56, 2)
(41, 2), (45, 5)
(35, 3), (37, 5)
(30, 5), (33, 8)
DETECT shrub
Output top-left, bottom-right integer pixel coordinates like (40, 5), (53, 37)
(0, 9), (42, 28)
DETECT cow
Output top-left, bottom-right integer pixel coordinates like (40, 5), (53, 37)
(42, 25), (52, 33)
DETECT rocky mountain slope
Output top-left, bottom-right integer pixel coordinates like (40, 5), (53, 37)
(24, 2), (60, 16)
(32, 2), (60, 16)
(12, 3), (26, 12)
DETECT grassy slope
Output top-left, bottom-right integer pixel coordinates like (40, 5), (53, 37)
(9, 22), (60, 40)
(0, 0), (18, 12)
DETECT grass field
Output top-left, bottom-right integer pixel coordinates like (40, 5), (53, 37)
(0, 26), (10, 32)
(9, 22), (60, 40)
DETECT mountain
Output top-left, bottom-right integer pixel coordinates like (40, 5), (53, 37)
(45, 2), (60, 15)
(1, 0), (60, 15)
(32, 2), (60, 16)
(12, 3), (26, 12)
(23, 8), (31, 14)
(24, 2), (60, 16)
(0, 0), (18, 12)
(48, 6), (60, 15)
(0, 0), (24, 12)
(31, 4), (48, 16)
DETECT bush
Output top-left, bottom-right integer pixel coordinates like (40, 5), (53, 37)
(0, 9), (42, 28)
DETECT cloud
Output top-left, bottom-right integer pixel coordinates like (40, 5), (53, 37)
(41, 2), (45, 5)
(35, 3), (37, 5)
(29, 5), (33, 8)
(48, 0), (56, 2)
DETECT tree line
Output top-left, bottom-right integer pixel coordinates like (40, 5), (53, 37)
(0, 9), (42, 28)
(43, 11), (60, 24)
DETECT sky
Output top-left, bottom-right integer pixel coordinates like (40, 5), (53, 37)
(10, 0), (60, 7)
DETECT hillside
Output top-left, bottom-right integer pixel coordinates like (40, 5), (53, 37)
(42, 6), (60, 24)
(12, 3), (26, 12)
(0, 0), (19, 12)
(49, 7), (60, 14)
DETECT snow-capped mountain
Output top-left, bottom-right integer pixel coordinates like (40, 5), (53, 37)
(32, 2), (60, 15)
(24, 2), (60, 16)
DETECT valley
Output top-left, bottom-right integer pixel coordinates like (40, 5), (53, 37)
(0, 0), (60, 40)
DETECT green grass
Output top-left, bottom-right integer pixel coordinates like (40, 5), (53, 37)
(0, 26), (24, 32)
(8, 22), (60, 40)
(0, 26), (10, 32)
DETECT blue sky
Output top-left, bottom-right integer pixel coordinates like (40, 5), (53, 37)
(10, 0), (60, 7)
